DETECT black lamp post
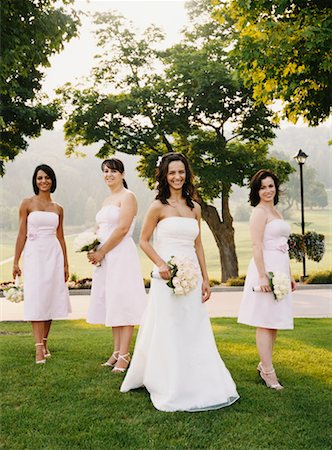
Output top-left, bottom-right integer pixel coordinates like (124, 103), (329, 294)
(293, 149), (309, 281)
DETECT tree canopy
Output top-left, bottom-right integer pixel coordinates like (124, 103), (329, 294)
(58, 10), (293, 280)
(213, 0), (332, 125)
(0, 0), (80, 175)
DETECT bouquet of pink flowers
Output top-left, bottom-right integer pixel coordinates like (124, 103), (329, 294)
(253, 271), (290, 301)
(166, 256), (199, 296)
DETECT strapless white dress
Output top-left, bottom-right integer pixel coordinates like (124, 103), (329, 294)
(238, 219), (293, 329)
(23, 211), (71, 321)
(87, 205), (146, 327)
(121, 217), (239, 412)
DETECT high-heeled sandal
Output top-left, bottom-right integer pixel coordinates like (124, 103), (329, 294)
(259, 366), (283, 390)
(35, 343), (46, 364)
(43, 337), (51, 358)
(257, 362), (263, 372)
(112, 353), (130, 373)
(101, 351), (120, 367)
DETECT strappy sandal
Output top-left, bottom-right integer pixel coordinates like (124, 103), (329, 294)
(35, 343), (46, 364)
(43, 337), (51, 358)
(112, 353), (130, 373)
(259, 366), (283, 390)
(101, 351), (120, 367)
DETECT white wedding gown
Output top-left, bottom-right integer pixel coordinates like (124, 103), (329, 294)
(120, 217), (239, 412)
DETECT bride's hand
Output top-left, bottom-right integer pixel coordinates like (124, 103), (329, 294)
(158, 263), (171, 280)
(202, 279), (211, 303)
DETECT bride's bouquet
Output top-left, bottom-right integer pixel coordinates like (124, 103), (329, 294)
(73, 230), (101, 266)
(166, 256), (199, 296)
(253, 271), (290, 301)
(3, 276), (24, 303)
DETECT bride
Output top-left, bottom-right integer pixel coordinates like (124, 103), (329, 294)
(120, 152), (239, 412)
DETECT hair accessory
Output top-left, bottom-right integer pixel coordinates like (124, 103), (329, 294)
(156, 155), (163, 167)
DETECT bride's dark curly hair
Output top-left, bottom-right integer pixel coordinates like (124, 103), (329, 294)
(155, 153), (196, 209)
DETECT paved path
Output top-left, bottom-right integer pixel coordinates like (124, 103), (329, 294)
(1, 287), (331, 321)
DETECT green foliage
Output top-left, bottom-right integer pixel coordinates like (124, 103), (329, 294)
(288, 233), (305, 262)
(209, 278), (221, 287)
(288, 231), (325, 262)
(58, 9), (294, 280)
(304, 231), (325, 262)
(213, 0), (332, 125)
(226, 275), (246, 286)
(58, 10), (294, 202)
(0, 0), (80, 175)
(69, 272), (79, 282)
(305, 270), (332, 284)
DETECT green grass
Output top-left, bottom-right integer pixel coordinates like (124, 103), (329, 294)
(1, 208), (331, 282)
(1, 319), (331, 449)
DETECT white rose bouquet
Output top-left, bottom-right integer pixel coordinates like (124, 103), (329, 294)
(3, 276), (24, 303)
(73, 230), (100, 253)
(253, 271), (290, 301)
(166, 256), (199, 296)
(73, 230), (101, 267)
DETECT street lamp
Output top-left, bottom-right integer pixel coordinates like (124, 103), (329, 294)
(293, 149), (309, 281)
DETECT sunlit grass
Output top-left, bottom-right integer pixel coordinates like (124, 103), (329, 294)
(1, 319), (331, 449)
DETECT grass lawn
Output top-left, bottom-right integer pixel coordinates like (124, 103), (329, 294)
(1, 319), (331, 449)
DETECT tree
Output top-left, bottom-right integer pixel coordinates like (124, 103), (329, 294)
(0, 0), (80, 176)
(213, 0), (332, 125)
(58, 11), (293, 281)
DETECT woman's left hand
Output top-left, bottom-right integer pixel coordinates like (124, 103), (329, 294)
(202, 279), (211, 303)
(291, 277), (296, 292)
(88, 249), (104, 265)
(64, 265), (69, 282)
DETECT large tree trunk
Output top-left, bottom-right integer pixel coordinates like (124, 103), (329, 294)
(198, 188), (239, 282)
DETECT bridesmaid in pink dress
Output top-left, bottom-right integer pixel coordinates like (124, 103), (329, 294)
(13, 164), (71, 364)
(238, 169), (296, 390)
(87, 158), (146, 373)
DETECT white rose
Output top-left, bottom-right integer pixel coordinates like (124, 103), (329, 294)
(173, 277), (181, 287)
(174, 286), (184, 295)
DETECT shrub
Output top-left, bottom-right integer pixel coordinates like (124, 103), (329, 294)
(304, 232), (325, 262)
(288, 233), (305, 262)
(288, 231), (325, 262)
(305, 271), (332, 284)
(69, 272), (79, 282)
(226, 275), (246, 286)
